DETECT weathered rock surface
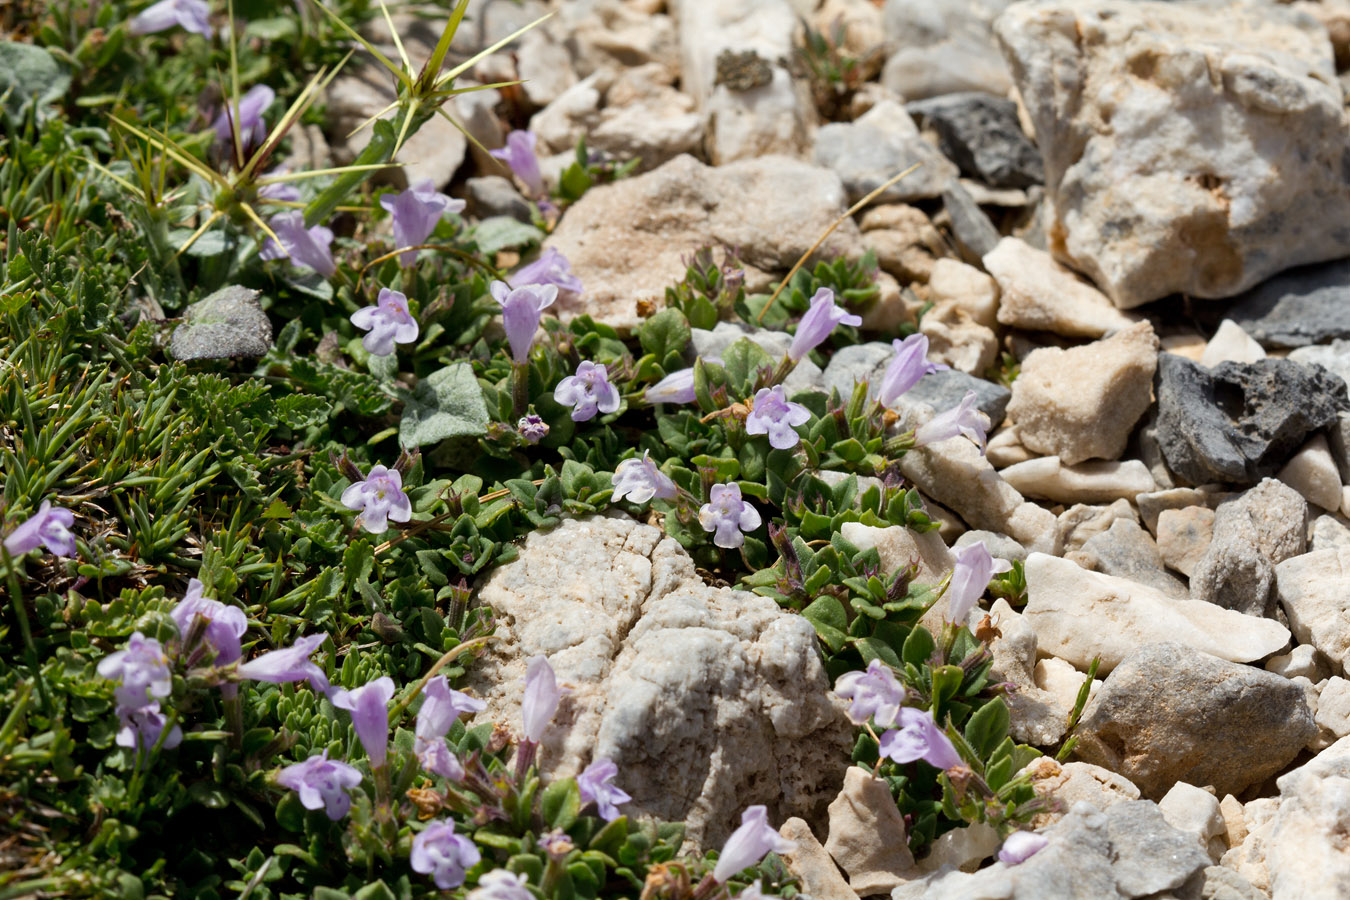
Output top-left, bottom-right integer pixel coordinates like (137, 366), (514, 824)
(170, 286), (273, 361)
(1156, 506), (1215, 578)
(996, 0), (1350, 309)
(1023, 554), (1291, 674)
(1023, 758), (1139, 829)
(918, 302), (998, 376)
(1006, 322), (1159, 464)
(467, 514), (852, 847)
(1074, 643), (1316, 799)
(1158, 782), (1227, 861)
(1189, 478), (1307, 617)
(926, 257), (1000, 328)
(546, 154), (859, 331)
(1155, 355), (1349, 486)
(986, 599), (1070, 745)
(882, 0), (1015, 100)
(984, 237), (1139, 338)
(1225, 259), (1350, 349)
(1069, 518), (1189, 600)
(999, 457), (1156, 504)
(813, 100), (958, 204)
(1263, 736), (1350, 900)
(824, 767), (914, 896)
(908, 92), (1043, 189)
(1275, 547), (1350, 672)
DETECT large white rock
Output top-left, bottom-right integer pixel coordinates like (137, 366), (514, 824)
(466, 514), (852, 847)
(1023, 552), (1292, 673)
(999, 456), (1157, 505)
(882, 0), (1016, 99)
(983, 237), (1140, 338)
(1265, 735), (1350, 900)
(995, 0), (1350, 308)
(1275, 547), (1350, 672)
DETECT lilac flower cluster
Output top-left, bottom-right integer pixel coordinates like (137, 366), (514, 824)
(414, 675), (484, 780)
(128, 0), (211, 36)
(713, 805), (795, 883)
(788, 288), (861, 362)
(331, 676), (396, 769)
(833, 663), (964, 771)
(96, 632), (181, 753)
(612, 452), (676, 505)
(412, 819), (481, 889)
(698, 483), (761, 550)
(745, 385), (810, 450)
(554, 361), (621, 422)
(490, 131), (545, 198)
(381, 179), (464, 266)
(944, 540), (1011, 625)
(277, 750), (364, 820)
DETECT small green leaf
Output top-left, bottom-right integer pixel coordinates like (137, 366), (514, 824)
(400, 362), (490, 447)
(902, 625), (935, 668)
(963, 697), (1010, 759)
(541, 776), (582, 830)
(475, 216), (544, 254)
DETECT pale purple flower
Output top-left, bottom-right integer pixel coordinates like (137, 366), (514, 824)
(612, 451), (677, 505)
(644, 368), (696, 405)
(698, 483), (762, 550)
(738, 881), (767, 900)
(913, 390), (988, 451)
(97, 632), (172, 710)
(128, 0), (211, 36)
(513, 247), (583, 295)
(212, 85), (275, 155)
(340, 464), (412, 534)
(517, 414), (549, 444)
(713, 805), (795, 883)
(331, 676), (396, 769)
(490, 130), (544, 197)
(411, 819), (482, 890)
(468, 869), (533, 900)
(414, 676), (484, 779)
(745, 386), (811, 450)
(490, 281), (557, 364)
(878, 334), (946, 407)
(171, 578), (248, 666)
(237, 633), (331, 695)
(116, 702), (183, 753)
(258, 165), (301, 203)
(380, 179), (464, 266)
(788, 288), (861, 362)
(944, 540), (1012, 626)
(276, 750), (364, 820)
(4, 499), (76, 557)
(259, 210), (335, 278)
(998, 830), (1048, 866)
(351, 288), (420, 356)
(521, 655), (560, 744)
(878, 708), (963, 770)
(833, 659), (906, 728)
(577, 757), (631, 822)
(554, 361), (621, 422)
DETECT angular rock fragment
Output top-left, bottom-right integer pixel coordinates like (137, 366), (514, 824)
(170, 286), (273, 361)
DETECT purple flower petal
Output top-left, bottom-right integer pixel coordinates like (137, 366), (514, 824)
(521, 655), (560, 744)
(713, 806), (794, 883)
(787, 288), (861, 362)
(331, 676), (396, 769)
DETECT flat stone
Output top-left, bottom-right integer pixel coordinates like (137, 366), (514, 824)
(1275, 547), (1350, 672)
(1278, 433), (1343, 512)
(780, 818), (860, 900)
(1224, 259), (1350, 349)
(942, 179), (1003, 263)
(1156, 506), (1215, 578)
(465, 176), (533, 222)
(881, 0), (1015, 100)
(1069, 518), (1189, 600)
(999, 457), (1156, 505)
(985, 237), (1141, 338)
(824, 767), (914, 896)
(954, 529), (1026, 563)
(908, 92), (1044, 188)
(813, 100), (958, 205)
(1189, 478), (1307, 618)
(1023, 553), (1292, 674)
(995, 0), (1350, 308)
(1075, 642), (1316, 799)
(1155, 354), (1350, 486)
(170, 286), (273, 361)
(926, 257), (999, 328)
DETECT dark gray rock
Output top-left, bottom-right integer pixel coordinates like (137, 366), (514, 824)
(942, 180), (1001, 263)
(170, 286), (273, 361)
(1075, 642), (1316, 799)
(1289, 339), (1350, 399)
(1222, 258), (1350, 349)
(1189, 479), (1307, 617)
(908, 92), (1044, 189)
(1154, 353), (1348, 486)
(1105, 800), (1211, 898)
(1071, 519), (1189, 600)
(465, 176), (533, 222)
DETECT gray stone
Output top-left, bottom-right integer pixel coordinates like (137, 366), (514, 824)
(1155, 354), (1349, 486)
(1311, 513), (1350, 553)
(1189, 479), (1307, 617)
(1107, 800), (1213, 897)
(987, 600), (1070, 746)
(954, 530), (1027, 563)
(1224, 259), (1350, 349)
(812, 100), (958, 205)
(1075, 643), (1316, 799)
(820, 343), (1011, 427)
(1201, 865), (1272, 900)
(881, 0), (1015, 101)
(170, 286), (272, 361)
(907, 92), (1043, 189)
(465, 176), (533, 222)
(1070, 519), (1189, 600)
(466, 514), (852, 848)
(942, 180), (1002, 262)
(1288, 342), (1350, 401)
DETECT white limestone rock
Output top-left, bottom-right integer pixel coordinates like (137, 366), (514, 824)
(1278, 433), (1344, 512)
(1274, 547), (1350, 673)
(1199, 319), (1267, 368)
(984, 237), (1140, 338)
(999, 456), (1156, 505)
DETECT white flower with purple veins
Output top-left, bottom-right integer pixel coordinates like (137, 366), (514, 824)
(577, 757), (632, 822)
(116, 702), (182, 753)
(521, 655), (561, 744)
(745, 386), (811, 450)
(554, 361), (621, 422)
(490, 280), (557, 365)
(644, 368), (697, 405)
(998, 830), (1049, 865)
(3, 499), (76, 557)
(698, 483), (762, 550)
(237, 633), (330, 695)
(913, 390), (989, 451)
(172, 578), (248, 667)
(128, 0), (211, 36)
(490, 130), (544, 197)
(878, 334), (947, 407)
(788, 288), (861, 362)
(468, 869), (534, 900)
(944, 540), (1011, 626)
(878, 707), (963, 770)
(411, 819), (482, 890)
(212, 85), (275, 156)
(97, 632), (173, 710)
(276, 750), (364, 820)
(414, 675), (485, 780)
(331, 676), (396, 769)
(380, 179), (464, 266)
(351, 288), (419, 357)
(713, 805), (795, 883)
(260, 210), (335, 278)
(612, 452), (677, 505)
(513, 247), (583, 295)
(340, 464), (412, 534)
(833, 659), (906, 728)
